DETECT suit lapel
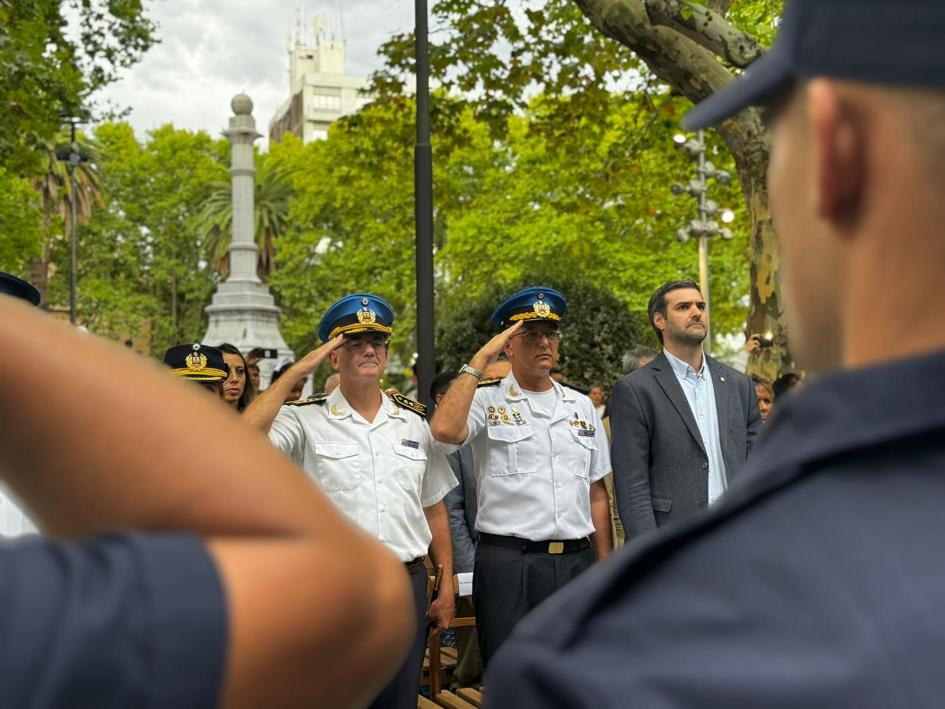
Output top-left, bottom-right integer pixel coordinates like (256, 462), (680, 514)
(709, 356), (730, 455)
(651, 352), (706, 455)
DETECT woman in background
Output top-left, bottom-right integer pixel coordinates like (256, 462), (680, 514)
(218, 343), (254, 412)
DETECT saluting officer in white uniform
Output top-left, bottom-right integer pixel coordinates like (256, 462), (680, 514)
(245, 293), (456, 709)
(430, 286), (613, 667)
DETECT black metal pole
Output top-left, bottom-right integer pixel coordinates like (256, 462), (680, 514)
(69, 120), (78, 325)
(414, 0), (436, 412)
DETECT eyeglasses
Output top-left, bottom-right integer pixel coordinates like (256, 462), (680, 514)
(515, 329), (561, 344)
(342, 336), (390, 352)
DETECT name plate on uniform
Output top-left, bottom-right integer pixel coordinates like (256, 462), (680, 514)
(456, 572), (473, 597)
(577, 429), (595, 437)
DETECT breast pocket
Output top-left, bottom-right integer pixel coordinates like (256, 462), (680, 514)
(311, 441), (361, 492)
(568, 428), (597, 480)
(486, 424), (537, 476)
(391, 443), (427, 492)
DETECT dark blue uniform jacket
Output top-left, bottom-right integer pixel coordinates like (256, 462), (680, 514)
(0, 532), (226, 708)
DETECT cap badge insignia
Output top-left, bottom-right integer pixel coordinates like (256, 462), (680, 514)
(357, 307), (377, 324)
(185, 352), (208, 371)
(533, 300), (551, 318)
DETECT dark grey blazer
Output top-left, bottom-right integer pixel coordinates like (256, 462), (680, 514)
(610, 351), (760, 539)
(444, 444), (477, 574)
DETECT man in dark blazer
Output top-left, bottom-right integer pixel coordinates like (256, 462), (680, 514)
(611, 279), (760, 539)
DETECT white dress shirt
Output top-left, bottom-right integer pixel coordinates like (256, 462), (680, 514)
(269, 387), (457, 562)
(449, 373), (610, 541)
(0, 484), (38, 537)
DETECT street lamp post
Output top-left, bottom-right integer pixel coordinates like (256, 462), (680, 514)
(671, 130), (735, 354)
(56, 114), (89, 324)
(414, 0), (436, 411)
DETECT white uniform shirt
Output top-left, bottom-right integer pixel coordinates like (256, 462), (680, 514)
(0, 483), (38, 537)
(269, 387), (457, 562)
(456, 373), (610, 541)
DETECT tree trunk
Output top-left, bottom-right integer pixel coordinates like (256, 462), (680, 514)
(29, 255), (49, 309)
(573, 0), (789, 377)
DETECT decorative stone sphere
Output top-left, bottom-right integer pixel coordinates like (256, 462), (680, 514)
(231, 93), (253, 115)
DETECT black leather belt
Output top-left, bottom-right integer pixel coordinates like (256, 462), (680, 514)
(404, 556), (426, 573)
(479, 533), (590, 555)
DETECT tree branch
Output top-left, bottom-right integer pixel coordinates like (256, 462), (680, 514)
(704, 0), (733, 14)
(643, 0), (763, 67)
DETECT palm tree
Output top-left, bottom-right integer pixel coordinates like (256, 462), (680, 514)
(29, 130), (104, 306)
(197, 155), (293, 282)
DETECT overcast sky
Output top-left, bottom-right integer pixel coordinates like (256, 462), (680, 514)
(95, 0), (415, 149)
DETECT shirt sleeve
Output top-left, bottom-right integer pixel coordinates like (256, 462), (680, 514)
(0, 532), (227, 709)
(421, 420), (459, 507)
(589, 402), (612, 483)
(268, 406), (305, 464)
(463, 388), (488, 445)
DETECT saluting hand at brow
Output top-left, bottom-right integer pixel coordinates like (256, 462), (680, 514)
(475, 321), (523, 364)
(296, 335), (345, 376)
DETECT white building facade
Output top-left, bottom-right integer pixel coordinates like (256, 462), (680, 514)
(269, 32), (370, 144)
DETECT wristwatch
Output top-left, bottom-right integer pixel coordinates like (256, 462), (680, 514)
(459, 363), (483, 381)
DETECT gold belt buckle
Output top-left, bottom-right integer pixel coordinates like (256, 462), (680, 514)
(548, 541), (565, 554)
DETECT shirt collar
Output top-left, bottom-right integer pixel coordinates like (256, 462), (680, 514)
(386, 392), (406, 419)
(326, 386), (353, 419)
(327, 386), (396, 423)
(503, 372), (574, 402)
(663, 347), (706, 379)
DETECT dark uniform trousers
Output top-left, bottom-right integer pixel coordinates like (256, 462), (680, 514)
(369, 559), (428, 709)
(473, 534), (595, 667)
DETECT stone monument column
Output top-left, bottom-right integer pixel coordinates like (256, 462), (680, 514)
(203, 93), (294, 389)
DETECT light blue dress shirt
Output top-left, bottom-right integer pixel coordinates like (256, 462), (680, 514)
(663, 349), (727, 504)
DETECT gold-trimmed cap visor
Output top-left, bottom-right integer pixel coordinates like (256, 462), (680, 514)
(319, 293), (396, 343)
(491, 286), (566, 329)
(163, 343), (230, 383)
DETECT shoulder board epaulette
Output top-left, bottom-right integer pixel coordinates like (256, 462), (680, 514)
(477, 378), (501, 388)
(389, 392), (427, 417)
(285, 393), (328, 407)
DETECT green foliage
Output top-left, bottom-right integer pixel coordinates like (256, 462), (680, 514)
(0, 0), (156, 174)
(0, 168), (43, 276)
(437, 274), (647, 391)
(269, 111), (421, 367)
(48, 122), (228, 352)
(372, 0), (645, 138)
(726, 0), (782, 47)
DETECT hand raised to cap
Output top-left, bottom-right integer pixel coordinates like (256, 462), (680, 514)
(471, 321), (523, 370)
(294, 335), (345, 376)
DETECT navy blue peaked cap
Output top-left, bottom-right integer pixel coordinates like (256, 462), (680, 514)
(685, 0), (945, 130)
(163, 343), (230, 382)
(0, 272), (40, 306)
(491, 286), (566, 329)
(318, 293), (395, 343)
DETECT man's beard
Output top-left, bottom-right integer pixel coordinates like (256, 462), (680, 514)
(673, 324), (706, 346)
